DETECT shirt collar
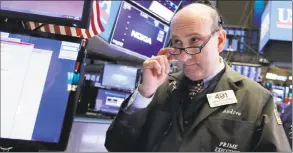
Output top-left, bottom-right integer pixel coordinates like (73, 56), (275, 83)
(203, 57), (225, 88)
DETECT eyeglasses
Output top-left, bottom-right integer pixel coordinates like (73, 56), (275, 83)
(169, 29), (219, 55)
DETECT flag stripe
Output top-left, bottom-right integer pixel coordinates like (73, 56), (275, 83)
(64, 26), (72, 36)
(54, 25), (61, 34)
(44, 24), (50, 33)
(95, 0), (105, 32)
(90, 1), (99, 36)
(49, 24), (55, 34)
(70, 27), (77, 37)
(59, 26), (66, 35)
(34, 22), (39, 31)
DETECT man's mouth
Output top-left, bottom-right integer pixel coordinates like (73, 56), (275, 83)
(184, 62), (197, 66)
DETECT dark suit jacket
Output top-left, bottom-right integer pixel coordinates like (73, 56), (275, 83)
(105, 64), (291, 152)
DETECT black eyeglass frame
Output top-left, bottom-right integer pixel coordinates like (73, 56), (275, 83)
(170, 29), (220, 55)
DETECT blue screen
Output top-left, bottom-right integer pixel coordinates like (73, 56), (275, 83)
(95, 89), (130, 114)
(133, 0), (181, 22)
(259, 1), (292, 51)
(102, 64), (138, 90)
(0, 31), (81, 143)
(269, 1), (292, 41)
(232, 64), (261, 81)
(110, 1), (170, 58)
(98, 1), (122, 41)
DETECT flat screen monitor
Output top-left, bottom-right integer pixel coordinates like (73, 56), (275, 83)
(242, 66), (249, 77)
(95, 89), (130, 115)
(272, 85), (285, 103)
(101, 63), (139, 91)
(131, 0), (182, 22)
(110, 1), (170, 58)
(0, 0), (92, 28)
(231, 64), (261, 81)
(0, 29), (83, 151)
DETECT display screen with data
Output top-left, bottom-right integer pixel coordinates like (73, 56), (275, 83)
(132, 0), (182, 22)
(0, 31), (81, 143)
(231, 65), (261, 81)
(102, 63), (138, 91)
(95, 89), (130, 114)
(1, 1), (85, 20)
(110, 1), (170, 58)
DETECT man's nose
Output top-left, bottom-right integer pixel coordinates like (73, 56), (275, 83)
(177, 51), (192, 63)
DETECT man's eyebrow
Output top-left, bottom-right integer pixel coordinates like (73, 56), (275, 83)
(172, 32), (203, 38)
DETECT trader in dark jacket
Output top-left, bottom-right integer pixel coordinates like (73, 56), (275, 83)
(105, 1), (291, 152)
(281, 102), (292, 148)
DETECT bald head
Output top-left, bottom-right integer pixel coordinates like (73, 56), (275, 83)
(171, 3), (221, 32)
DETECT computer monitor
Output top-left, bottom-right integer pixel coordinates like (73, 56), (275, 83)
(101, 63), (139, 91)
(0, 29), (83, 151)
(131, 0), (182, 22)
(0, 0), (92, 28)
(110, 1), (170, 58)
(231, 64), (261, 82)
(95, 89), (130, 115)
(272, 85), (285, 103)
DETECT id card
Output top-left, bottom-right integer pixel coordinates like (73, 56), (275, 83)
(207, 90), (237, 108)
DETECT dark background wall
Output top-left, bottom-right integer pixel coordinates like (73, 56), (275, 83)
(217, 1), (255, 28)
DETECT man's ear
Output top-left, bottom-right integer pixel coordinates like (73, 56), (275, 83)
(217, 29), (227, 53)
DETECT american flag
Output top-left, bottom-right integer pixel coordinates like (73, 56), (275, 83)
(23, 0), (104, 38)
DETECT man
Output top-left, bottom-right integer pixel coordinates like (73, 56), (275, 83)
(104, 2), (291, 152)
(281, 102), (292, 148)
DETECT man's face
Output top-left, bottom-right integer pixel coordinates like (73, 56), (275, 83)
(170, 8), (226, 81)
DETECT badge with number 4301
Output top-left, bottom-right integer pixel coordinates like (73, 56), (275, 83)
(206, 90), (237, 108)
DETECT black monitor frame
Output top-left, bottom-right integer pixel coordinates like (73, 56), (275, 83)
(0, 27), (86, 151)
(0, 0), (93, 29)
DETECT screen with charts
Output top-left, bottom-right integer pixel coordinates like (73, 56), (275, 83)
(102, 63), (138, 91)
(231, 65), (261, 81)
(0, 31), (81, 143)
(95, 89), (130, 114)
(1, 1), (85, 20)
(110, 1), (170, 58)
(132, 0), (182, 22)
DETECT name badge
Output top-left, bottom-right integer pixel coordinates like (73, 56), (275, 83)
(207, 90), (237, 108)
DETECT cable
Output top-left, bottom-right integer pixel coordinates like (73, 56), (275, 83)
(226, 1), (268, 63)
(225, 1), (251, 62)
(33, 23), (46, 31)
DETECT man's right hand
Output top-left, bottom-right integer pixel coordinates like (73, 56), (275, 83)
(139, 48), (174, 98)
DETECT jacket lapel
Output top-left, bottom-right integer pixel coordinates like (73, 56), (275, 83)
(186, 64), (244, 134)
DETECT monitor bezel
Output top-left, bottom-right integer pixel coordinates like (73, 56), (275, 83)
(101, 63), (140, 91)
(109, 1), (170, 57)
(0, 0), (93, 29)
(0, 27), (85, 151)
